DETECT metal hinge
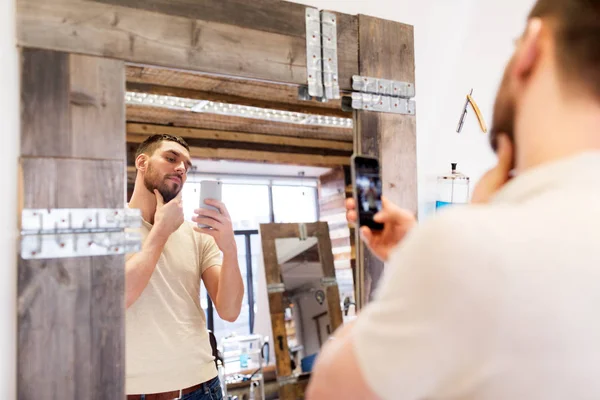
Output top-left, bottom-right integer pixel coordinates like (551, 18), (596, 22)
(267, 283), (286, 294)
(20, 208), (142, 260)
(277, 375), (299, 387)
(321, 277), (338, 287)
(305, 8), (340, 101)
(348, 75), (416, 115)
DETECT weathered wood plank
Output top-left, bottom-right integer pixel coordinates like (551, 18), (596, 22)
(92, 0), (307, 38)
(20, 48), (71, 157)
(356, 15), (417, 306)
(127, 124), (353, 151)
(126, 105), (353, 142)
(70, 55), (125, 160)
(90, 256), (125, 400)
(330, 12), (359, 91)
(18, 157), (124, 400)
(125, 66), (343, 114)
(19, 49), (126, 400)
(358, 15), (417, 213)
(18, 0), (359, 89)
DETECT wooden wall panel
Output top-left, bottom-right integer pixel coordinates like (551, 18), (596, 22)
(18, 49), (125, 400)
(18, 0), (359, 89)
(355, 16), (417, 307)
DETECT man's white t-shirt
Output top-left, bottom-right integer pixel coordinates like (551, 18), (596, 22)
(353, 152), (600, 400)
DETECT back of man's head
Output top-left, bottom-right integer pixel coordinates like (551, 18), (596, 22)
(529, 0), (600, 100)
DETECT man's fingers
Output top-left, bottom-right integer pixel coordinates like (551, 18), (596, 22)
(346, 210), (357, 224)
(203, 199), (229, 218)
(345, 198), (356, 211)
(154, 190), (165, 207)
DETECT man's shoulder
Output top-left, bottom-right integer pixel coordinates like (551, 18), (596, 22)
(394, 204), (514, 269)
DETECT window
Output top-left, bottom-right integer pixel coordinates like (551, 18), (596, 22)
(181, 175), (345, 345)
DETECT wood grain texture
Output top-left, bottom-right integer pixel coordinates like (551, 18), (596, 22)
(18, 0), (304, 84)
(18, 0), (359, 89)
(90, 255), (125, 399)
(18, 158), (125, 400)
(125, 66), (343, 113)
(127, 124), (353, 151)
(20, 48), (71, 158)
(330, 12), (359, 91)
(356, 15), (417, 306)
(19, 49), (126, 400)
(70, 55), (125, 160)
(126, 105), (353, 142)
(92, 0), (307, 38)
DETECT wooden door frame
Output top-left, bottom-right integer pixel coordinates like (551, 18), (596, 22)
(16, 0), (417, 398)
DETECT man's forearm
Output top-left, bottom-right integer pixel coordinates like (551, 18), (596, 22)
(125, 229), (168, 308)
(214, 249), (244, 322)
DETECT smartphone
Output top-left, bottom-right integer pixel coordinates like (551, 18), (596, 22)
(351, 155), (384, 231)
(198, 180), (223, 229)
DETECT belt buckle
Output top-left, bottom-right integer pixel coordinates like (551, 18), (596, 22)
(172, 389), (183, 400)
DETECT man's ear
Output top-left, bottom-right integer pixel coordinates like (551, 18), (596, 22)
(136, 154), (148, 172)
(511, 18), (544, 84)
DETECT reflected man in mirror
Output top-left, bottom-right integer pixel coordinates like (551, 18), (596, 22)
(126, 134), (244, 400)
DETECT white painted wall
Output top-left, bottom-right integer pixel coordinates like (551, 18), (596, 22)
(1, 0), (19, 397)
(292, 0), (536, 218)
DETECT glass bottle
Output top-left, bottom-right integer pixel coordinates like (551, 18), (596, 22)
(436, 163), (470, 210)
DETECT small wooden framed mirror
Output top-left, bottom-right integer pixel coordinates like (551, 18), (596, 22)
(259, 222), (343, 400)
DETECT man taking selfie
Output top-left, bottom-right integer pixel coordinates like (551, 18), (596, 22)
(126, 134), (244, 400)
(307, 0), (600, 399)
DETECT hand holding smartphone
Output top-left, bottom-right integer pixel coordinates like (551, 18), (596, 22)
(351, 155), (384, 231)
(198, 180), (223, 229)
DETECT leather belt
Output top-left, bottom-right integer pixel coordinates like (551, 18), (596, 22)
(127, 382), (203, 400)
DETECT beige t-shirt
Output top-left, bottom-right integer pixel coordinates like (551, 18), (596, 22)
(126, 219), (223, 394)
(353, 152), (600, 400)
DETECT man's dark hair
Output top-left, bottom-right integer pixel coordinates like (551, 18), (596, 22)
(529, 0), (600, 99)
(135, 134), (190, 159)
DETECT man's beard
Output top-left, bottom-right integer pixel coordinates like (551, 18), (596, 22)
(143, 163), (181, 203)
(490, 60), (516, 153)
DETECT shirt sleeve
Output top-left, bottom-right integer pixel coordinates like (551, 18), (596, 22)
(199, 233), (223, 274)
(351, 209), (505, 400)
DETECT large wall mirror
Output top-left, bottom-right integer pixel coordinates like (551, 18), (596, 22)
(260, 222), (343, 399)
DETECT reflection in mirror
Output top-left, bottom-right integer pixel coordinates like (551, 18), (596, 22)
(276, 237), (328, 375)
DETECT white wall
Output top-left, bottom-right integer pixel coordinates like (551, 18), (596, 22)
(291, 0), (536, 218)
(1, 0), (19, 397)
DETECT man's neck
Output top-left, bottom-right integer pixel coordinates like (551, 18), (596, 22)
(129, 184), (157, 225)
(517, 96), (600, 173)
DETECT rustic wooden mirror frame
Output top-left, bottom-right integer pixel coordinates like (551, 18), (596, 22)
(15, 1), (416, 398)
(259, 222), (343, 399)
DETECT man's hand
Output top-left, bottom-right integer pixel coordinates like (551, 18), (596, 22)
(193, 200), (236, 254)
(153, 190), (184, 239)
(346, 196), (416, 262)
(471, 134), (514, 203)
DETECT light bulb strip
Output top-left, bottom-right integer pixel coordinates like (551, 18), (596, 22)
(125, 91), (353, 128)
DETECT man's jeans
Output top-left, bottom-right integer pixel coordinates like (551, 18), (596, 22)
(139, 377), (223, 400)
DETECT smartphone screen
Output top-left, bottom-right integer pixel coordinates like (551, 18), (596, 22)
(352, 155), (384, 231)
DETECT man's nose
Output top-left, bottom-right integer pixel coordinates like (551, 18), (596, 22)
(175, 162), (186, 174)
